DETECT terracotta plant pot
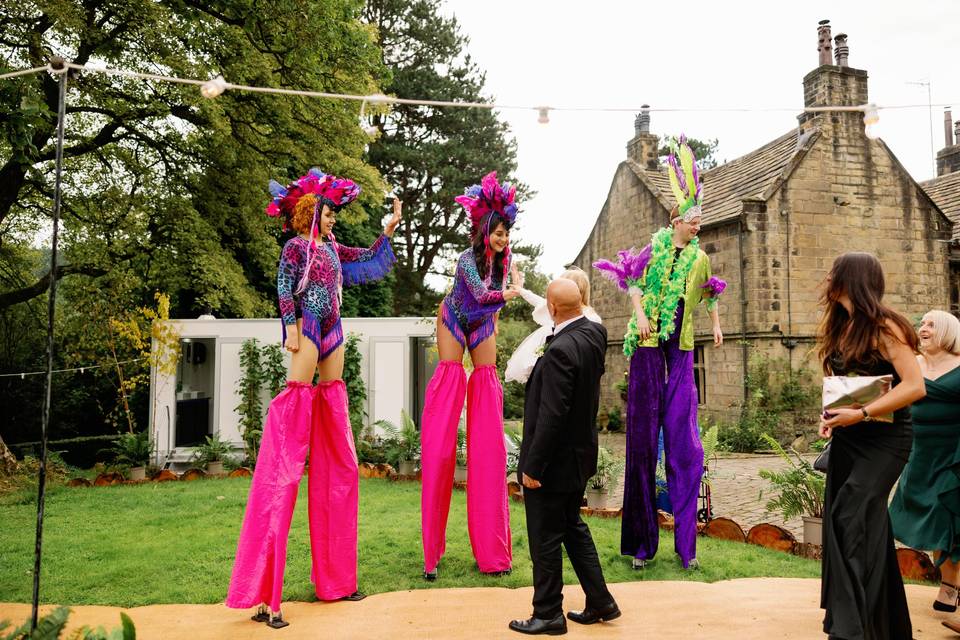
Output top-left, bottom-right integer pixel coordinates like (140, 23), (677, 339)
(128, 466), (146, 482)
(206, 461), (224, 475)
(586, 488), (610, 510)
(802, 515), (823, 546)
(398, 459), (416, 476)
(454, 464), (467, 483)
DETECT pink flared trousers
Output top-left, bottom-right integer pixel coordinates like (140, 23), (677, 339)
(226, 380), (358, 611)
(420, 362), (512, 573)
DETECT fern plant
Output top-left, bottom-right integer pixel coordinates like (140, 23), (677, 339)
(588, 446), (625, 492)
(104, 431), (153, 468)
(378, 409), (420, 467)
(191, 434), (232, 467)
(0, 607), (135, 640)
(757, 433), (825, 520)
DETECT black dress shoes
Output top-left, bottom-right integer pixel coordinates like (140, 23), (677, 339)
(508, 614), (567, 635)
(567, 601), (621, 625)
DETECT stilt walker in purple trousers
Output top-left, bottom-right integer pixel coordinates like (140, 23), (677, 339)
(594, 136), (725, 570)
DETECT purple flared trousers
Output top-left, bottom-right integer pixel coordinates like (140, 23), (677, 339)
(620, 309), (703, 568)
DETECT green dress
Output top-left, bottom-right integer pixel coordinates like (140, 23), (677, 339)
(889, 365), (960, 561)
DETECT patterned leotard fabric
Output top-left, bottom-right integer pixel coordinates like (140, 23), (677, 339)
(278, 234), (395, 359)
(440, 247), (510, 350)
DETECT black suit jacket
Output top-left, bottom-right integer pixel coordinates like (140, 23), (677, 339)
(518, 317), (607, 493)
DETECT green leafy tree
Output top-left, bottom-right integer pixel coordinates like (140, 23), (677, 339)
(236, 338), (264, 461)
(362, 0), (526, 315)
(343, 332), (367, 438)
(0, 0), (388, 447)
(658, 137), (720, 170)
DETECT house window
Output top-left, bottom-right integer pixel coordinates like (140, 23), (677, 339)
(693, 345), (707, 406)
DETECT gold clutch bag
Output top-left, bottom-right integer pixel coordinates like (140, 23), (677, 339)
(822, 375), (894, 423)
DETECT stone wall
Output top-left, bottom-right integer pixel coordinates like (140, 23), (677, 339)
(572, 75), (953, 432)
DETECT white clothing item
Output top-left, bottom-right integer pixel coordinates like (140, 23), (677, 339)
(553, 314), (585, 337)
(504, 289), (601, 384)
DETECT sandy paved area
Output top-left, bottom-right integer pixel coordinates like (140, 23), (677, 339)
(1, 579), (951, 640)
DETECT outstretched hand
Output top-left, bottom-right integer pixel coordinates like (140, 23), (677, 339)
(511, 262), (524, 290)
(384, 197), (402, 237)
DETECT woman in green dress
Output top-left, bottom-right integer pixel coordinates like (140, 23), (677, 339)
(890, 309), (960, 612)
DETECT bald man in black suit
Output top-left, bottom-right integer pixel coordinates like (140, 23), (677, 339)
(509, 279), (621, 636)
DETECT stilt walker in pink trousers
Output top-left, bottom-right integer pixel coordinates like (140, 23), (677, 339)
(421, 172), (522, 580)
(226, 168), (402, 628)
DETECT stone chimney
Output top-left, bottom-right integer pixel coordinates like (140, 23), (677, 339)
(818, 20), (832, 66)
(627, 104), (660, 170)
(834, 33), (849, 67)
(936, 108), (960, 176)
(945, 108), (954, 148)
(798, 20), (869, 133)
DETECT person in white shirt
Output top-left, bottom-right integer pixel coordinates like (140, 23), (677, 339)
(505, 266), (602, 385)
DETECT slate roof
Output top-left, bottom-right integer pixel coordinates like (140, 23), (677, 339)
(628, 129), (819, 226)
(921, 170), (960, 241)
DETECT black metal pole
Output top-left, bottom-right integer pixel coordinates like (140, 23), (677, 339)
(31, 56), (68, 632)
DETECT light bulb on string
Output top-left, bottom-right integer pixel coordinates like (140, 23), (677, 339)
(200, 75), (228, 99)
(537, 106), (550, 124)
(862, 104), (880, 140)
(358, 99), (378, 138)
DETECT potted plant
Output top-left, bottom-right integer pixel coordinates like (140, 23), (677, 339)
(107, 431), (153, 481)
(757, 433), (825, 545)
(381, 409), (420, 476)
(192, 433), (233, 475)
(505, 426), (522, 476)
(615, 370), (629, 402)
(585, 447), (624, 509)
(605, 407), (623, 433)
(454, 422), (467, 483)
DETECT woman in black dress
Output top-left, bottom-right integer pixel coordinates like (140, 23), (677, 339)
(817, 252), (926, 639)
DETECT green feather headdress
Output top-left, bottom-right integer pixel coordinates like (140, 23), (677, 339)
(666, 135), (703, 222)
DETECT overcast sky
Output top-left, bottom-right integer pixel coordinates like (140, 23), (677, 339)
(439, 0), (960, 277)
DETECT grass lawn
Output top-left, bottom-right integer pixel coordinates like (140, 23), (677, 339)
(0, 477), (819, 607)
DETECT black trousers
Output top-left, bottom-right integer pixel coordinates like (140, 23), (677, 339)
(524, 487), (614, 619)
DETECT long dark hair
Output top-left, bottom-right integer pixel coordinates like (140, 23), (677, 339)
(471, 211), (511, 281)
(817, 252), (918, 373)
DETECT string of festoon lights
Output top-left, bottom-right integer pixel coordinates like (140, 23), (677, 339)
(0, 357), (148, 379)
(2, 55), (953, 634)
(2, 61), (956, 140)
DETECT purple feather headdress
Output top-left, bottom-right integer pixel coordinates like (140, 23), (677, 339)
(592, 245), (652, 291)
(265, 167), (361, 223)
(454, 171), (518, 231)
(265, 168), (361, 295)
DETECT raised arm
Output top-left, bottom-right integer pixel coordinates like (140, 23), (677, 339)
(336, 197), (401, 286)
(335, 235), (397, 286)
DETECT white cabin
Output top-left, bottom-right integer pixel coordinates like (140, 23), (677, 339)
(149, 316), (436, 469)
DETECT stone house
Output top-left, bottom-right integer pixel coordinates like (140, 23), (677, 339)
(920, 109), (960, 314)
(572, 21), (956, 428)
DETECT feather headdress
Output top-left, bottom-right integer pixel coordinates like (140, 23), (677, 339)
(265, 168), (361, 223)
(264, 168), (361, 294)
(666, 135), (703, 222)
(455, 171), (519, 265)
(454, 171), (518, 231)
